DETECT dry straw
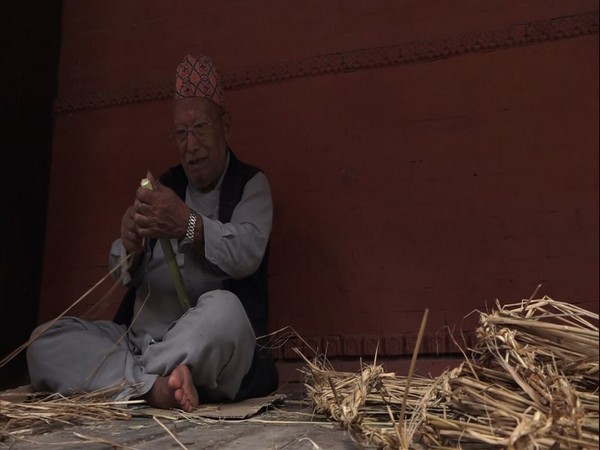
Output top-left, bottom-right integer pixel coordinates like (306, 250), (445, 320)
(301, 296), (599, 449)
(0, 383), (144, 441)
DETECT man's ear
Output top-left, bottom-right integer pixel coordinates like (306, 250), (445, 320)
(222, 111), (232, 142)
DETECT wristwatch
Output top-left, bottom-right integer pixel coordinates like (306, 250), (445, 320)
(178, 208), (197, 252)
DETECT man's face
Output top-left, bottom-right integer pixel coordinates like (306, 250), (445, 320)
(173, 97), (231, 192)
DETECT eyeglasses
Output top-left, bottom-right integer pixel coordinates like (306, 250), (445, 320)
(172, 121), (214, 144)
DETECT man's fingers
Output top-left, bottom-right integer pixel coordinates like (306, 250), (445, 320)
(145, 170), (161, 190)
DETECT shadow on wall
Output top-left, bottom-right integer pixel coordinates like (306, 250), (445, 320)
(0, 1), (62, 388)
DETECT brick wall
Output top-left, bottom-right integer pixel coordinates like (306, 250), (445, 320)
(40, 1), (598, 373)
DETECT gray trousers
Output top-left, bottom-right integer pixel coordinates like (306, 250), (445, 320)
(27, 290), (255, 402)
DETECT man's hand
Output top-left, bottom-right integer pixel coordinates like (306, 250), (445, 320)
(133, 171), (189, 240)
(121, 204), (144, 254)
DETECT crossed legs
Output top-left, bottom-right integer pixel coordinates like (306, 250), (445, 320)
(27, 290), (255, 411)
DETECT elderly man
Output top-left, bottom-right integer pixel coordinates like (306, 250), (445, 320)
(27, 54), (278, 412)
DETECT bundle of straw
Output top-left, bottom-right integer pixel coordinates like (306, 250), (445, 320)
(301, 296), (599, 449)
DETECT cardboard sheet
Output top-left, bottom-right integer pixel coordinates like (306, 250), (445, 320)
(134, 394), (287, 420)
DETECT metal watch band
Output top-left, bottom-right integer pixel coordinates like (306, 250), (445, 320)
(185, 209), (197, 242)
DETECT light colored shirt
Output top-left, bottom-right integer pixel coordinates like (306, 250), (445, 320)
(109, 155), (272, 346)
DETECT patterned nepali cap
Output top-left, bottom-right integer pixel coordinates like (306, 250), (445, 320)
(174, 54), (225, 107)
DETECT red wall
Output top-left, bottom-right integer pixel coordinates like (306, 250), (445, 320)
(40, 1), (599, 377)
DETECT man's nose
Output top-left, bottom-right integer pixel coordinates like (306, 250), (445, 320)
(185, 131), (200, 152)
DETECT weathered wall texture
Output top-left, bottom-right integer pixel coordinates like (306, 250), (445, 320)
(40, 1), (598, 372)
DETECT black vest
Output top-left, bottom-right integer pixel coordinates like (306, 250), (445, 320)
(113, 149), (277, 399)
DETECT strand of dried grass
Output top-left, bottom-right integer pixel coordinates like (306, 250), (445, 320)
(0, 432), (138, 450)
(397, 309), (429, 447)
(72, 432), (141, 449)
(153, 416), (189, 450)
(301, 296), (599, 449)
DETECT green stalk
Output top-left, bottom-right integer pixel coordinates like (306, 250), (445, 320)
(141, 178), (191, 312)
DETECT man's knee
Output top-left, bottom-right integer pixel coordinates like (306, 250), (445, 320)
(197, 290), (249, 323)
(191, 289), (255, 343)
(142, 290), (255, 381)
(33, 317), (88, 335)
(27, 317), (75, 360)
(27, 318), (75, 385)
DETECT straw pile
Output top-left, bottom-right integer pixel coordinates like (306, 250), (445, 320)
(0, 384), (143, 442)
(301, 296), (599, 449)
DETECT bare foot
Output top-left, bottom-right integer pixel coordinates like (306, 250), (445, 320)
(145, 365), (199, 412)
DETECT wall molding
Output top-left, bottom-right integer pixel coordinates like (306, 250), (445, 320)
(271, 331), (478, 360)
(54, 11), (598, 113)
